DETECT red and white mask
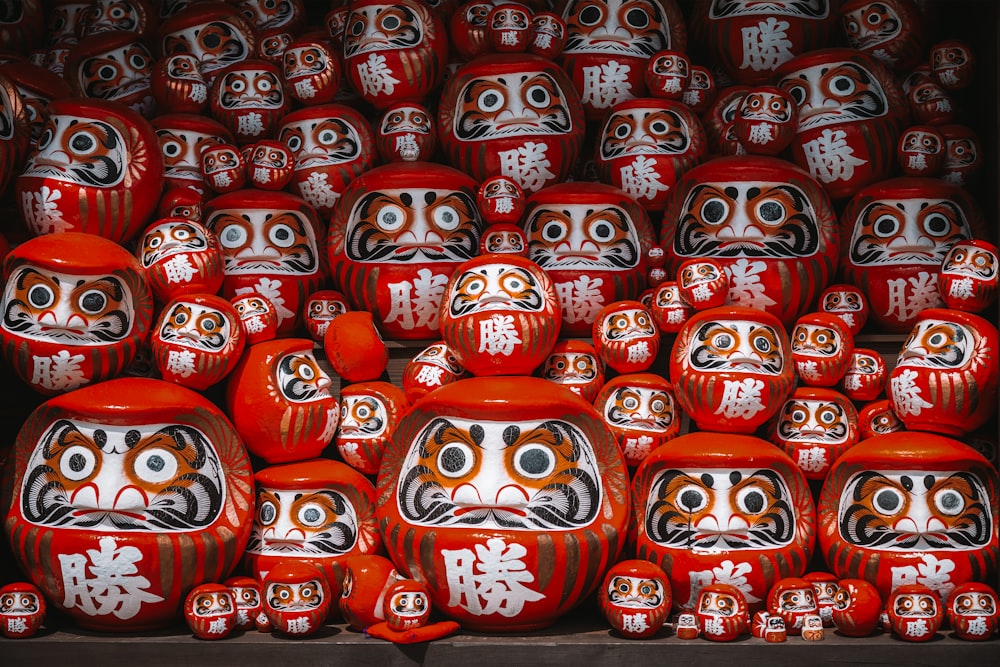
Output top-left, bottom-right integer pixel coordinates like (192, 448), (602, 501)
(283, 37), (339, 106)
(184, 583), (237, 640)
(938, 238), (999, 314)
(887, 584), (943, 641)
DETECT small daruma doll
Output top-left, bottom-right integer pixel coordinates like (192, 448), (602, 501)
(946, 581), (999, 641)
(0, 232), (153, 395)
(283, 35), (340, 106)
(676, 258), (728, 310)
(593, 373), (680, 469)
(840, 348), (887, 402)
(151, 293), (245, 390)
(303, 289), (348, 342)
(767, 576), (819, 635)
(669, 305), (794, 434)
(16, 98), (163, 244)
(376, 375), (631, 631)
(897, 125), (945, 178)
(158, 2), (258, 83)
(839, 177), (982, 334)
(209, 59), (290, 143)
(230, 292), (279, 345)
(0, 582), (45, 638)
(525, 182), (656, 337)
(224, 575), (265, 631)
(831, 578), (882, 637)
(151, 53), (209, 114)
(1, 377), (255, 631)
(375, 102), (436, 163)
(201, 143), (247, 195)
(537, 339), (606, 404)
(817, 283), (868, 337)
(439, 254), (561, 377)
(246, 139), (294, 190)
(225, 338), (340, 464)
(243, 459), (382, 605)
(817, 432), (999, 604)
(886, 584), (943, 641)
(438, 53), (585, 193)
(695, 583), (749, 641)
(262, 560), (331, 637)
(592, 300), (660, 374)
(336, 381), (409, 476)
(888, 309), (999, 437)
(733, 85), (798, 156)
(341, 0), (448, 110)
(598, 559), (672, 639)
(401, 341), (468, 403)
(938, 239), (999, 314)
(660, 155), (840, 328)
(631, 431), (816, 613)
(137, 218), (225, 305)
(184, 583), (237, 640)
(767, 387), (860, 482)
(328, 162), (484, 340)
(789, 312), (854, 387)
(645, 49), (689, 100)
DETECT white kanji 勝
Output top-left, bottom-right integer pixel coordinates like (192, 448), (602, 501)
(621, 612), (651, 634)
(904, 618), (929, 637)
(385, 268), (449, 331)
(703, 616), (725, 636)
(22, 186), (72, 234)
(947, 277), (975, 300)
(684, 560), (762, 609)
(31, 350), (88, 392)
(414, 364), (445, 387)
(442, 537), (545, 617)
(236, 278), (294, 325)
(626, 341), (651, 365)
(796, 446), (828, 473)
(499, 141), (556, 193)
(166, 349), (198, 377)
(356, 53), (400, 97)
(619, 156), (669, 202)
(885, 272), (940, 323)
(889, 368), (933, 417)
(802, 128), (867, 183)
(479, 314), (521, 356)
(162, 254), (197, 284)
(294, 79), (317, 100)
(285, 616), (311, 634)
(726, 259), (777, 310)
(207, 618), (229, 635)
(714, 378), (766, 420)
(298, 172), (339, 211)
(581, 60), (633, 110)
(891, 554), (956, 600)
(212, 171), (233, 189)
(253, 167), (271, 184)
(236, 112), (265, 138)
(58, 535), (165, 620)
(555, 276), (605, 325)
(740, 17), (794, 72)
(622, 435), (654, 463)
(747, 122), (775, 145)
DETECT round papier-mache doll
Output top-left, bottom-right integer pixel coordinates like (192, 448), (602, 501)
(598, 559), (672, 639)
(695, 583), (749, 642)
(262, 560), (332, 637)
(184, 583), (238, 640)
(593, 372), (680, 469)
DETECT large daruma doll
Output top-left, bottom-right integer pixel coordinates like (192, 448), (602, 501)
(660, 155), (839, 329)
(524, 182), (655, 338)
(631, 431), (816, 613)
(376, 375), (630, 631)
(328, 162), (484, 340)
(16, 98), (163, 244)
(438, 52), (585, 194)
(818, 432), (999, 604)
(1, 377), (255, 631)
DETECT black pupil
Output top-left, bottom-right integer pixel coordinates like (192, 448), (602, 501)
(519, 448), (549, 475)
(626, 8), (647, 27)
(704, 200), (726, 223)
(100, 66), (116, 79)
(580, 7), (601, 23)
(274, 228), (290, 241)
(834, 77), (852, 92)
(304, 508), (320, 522)
(147, 455), (165, 472)
(876, 490), (900, 512)
(383, 16), (399, 29)
(261, 505), (275, 522)
(81, 292), (106, 312)
(939, 492), (960, 511)
(759, 201), (783, 222)
(544, 225), (562, 240)
(482, 92), (500, 108)
(530, 88), (546, 103)
(72, 134), (95, 151)
(441, 447), (467, 473)
(69, 452), (87, 472)
(876, 219), (896, 235)
(926, 216), (948, 234)
(743, 491), (764, 513)
(203, 33), (221, 48)
(28, 287), (50, 307)
(680, 489), (703, 511)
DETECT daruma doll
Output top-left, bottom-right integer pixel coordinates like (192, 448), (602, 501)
(376, 375), (630, 631)
(1, 378), (254, 631)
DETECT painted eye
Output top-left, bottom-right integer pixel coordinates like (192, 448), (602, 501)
(675, 484), (708, 513)
(256, 77), (274, 92)
(818, 407), (838, 424)
(525, 84), (550, 108)
(922, 212), (952, 237)
(27, 283), (54, 308)
(69, 130), (99, 155)
(376, 204), (406, 231)
(129, 53), (147, 70)
(257, 500), (277, 525)
(354, 403), (373, 420)
(268, 223), (296, 248)
(296, 362), (315, 381)
(934, 488), (965, 516)
(477, 88), (505, 113)
(756, 199), (786, 224)
(230, 78), (247, 93)
(174, 227), (192, 241)
(97, 65), (117, 81)
(649, 119), (669, 134)
(871, 211), (899, 237)
(78, 289), (108, 315)
(700, 197), (729, 225)
(433, 205), (461, 231)
(578, 5), (603, 26)
(381, 14), (400, 30)
(736, 486), (767, 514)
(829, 74), (856, 96)
(513, 443), (555, 479)
(872, 486), (905, 515)
(161, 140), (183, 157)
(791, 408), (808, 423)
(317, 128), (339, 144)
(171, 309), (189, 326)
(785, 84), (806, 106)
(60, 445), (97, 482)
(612, 120), (631, 139)
(589, 218), (616, 242)
(437, 442), (474, 478)
(284, 134), (302, 151)
(219, 224), (248, 248)
(37, 126), (54, 149)
(752, 331), (774, 353)
(541, 220), (567, 242)
(622, 395), (639, 410)
(711, 332), (734, 350)
(297, 503), (327, 527)
(133, 447), (179, 484)
(650, 398), (666, 413)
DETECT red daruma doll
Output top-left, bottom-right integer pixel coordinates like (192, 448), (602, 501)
(1, 377), (255, 631)
(376, 375), (630, 631)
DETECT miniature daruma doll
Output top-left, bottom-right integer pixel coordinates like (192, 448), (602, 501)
(224, 575), (265, 631)
(243, 459), (382, 608)
(818, 283), (868, 337)
(158, 2), (257, 83)
(151, 293), (246, 390)
(375, 102), (436, 163)
(262, 560), (331, 637)
(16, 98), (163, 245)
(438, 254), (561, 377)
(733, 86), (798, 156)
(592, 300), (660, 374)
(401, 341), (468, 403)
(184, 583), (237, 640)
(0, 582), (45, 638)
(1, 377), (255, 631)
(695, 583), (749, 641)
(767, 576), (819, 635)
(537, 339), (606, 403)
(897, 125), (945, 177)
(283, 35), (340, 106)
(593, 373), (680, 469)
(137, 218), (225, 305)
(886, 584), (943, 641)
(669, 306), (794, 434)
(817, 432), (999, 604)
(767, 387), (860, 482)
(376, 376), (630, 631)
(598, 559), (672, 639)
(790, 312), (854, 387)
(831, 578), (882, 637)
(151, 53), (209, 114)
(0, 232), (153, 396)
(888, 309), (999, 437)
(328, 162), (484, 340)
(336, 381), (409, 476)
(946, 582), (1000, 641)
(938, 239), (999, 313)
(226, 338), (339, 464)
(631, 431), (816, 613)
(525, 182), (656, 337)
